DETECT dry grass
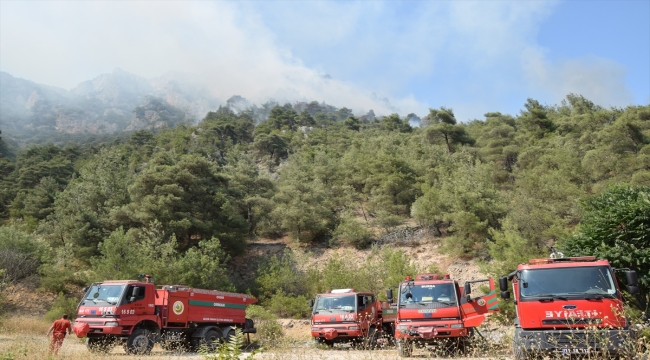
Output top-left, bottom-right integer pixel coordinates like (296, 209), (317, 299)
(0, 315), (50, 335)
(1, 315), (647, 360)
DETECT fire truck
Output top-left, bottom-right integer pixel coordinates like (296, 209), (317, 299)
(72, 275), (257, 354)
(309, 289), (396, 347)
(499, 252), (639, 359)
(391, 273), (499, 357)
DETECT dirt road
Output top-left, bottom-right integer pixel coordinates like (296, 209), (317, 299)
(0, 333), (504, 359)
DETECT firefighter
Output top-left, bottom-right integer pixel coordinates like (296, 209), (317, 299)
(47, 314), (72, 355)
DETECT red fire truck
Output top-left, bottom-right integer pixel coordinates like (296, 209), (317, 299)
(499, 253), (639, 359)
(309, 289), (396, 347)
(72, 275), (257, 354)
(391, 273), (499, 357)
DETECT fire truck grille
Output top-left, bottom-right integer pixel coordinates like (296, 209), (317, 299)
(545, 333), (603, 347)
(412, 325), (447, 328)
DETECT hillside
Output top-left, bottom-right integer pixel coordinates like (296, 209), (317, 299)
(0, 94), (648, 325)
(2, 234), (486, 317)
(0, 69), (217, 141)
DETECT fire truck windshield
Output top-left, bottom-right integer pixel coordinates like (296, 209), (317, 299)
(313, 295), (355, 313)
(399, 283), (457, 308)
(519, 266), (617, 299)
(83, 284), (126, 305)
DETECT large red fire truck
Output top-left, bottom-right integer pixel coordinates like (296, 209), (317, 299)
(391, 273), (499, 357)
(72, 275), (257, 354)
(499, 253), (639, 359)
(309, 289), (396, 347)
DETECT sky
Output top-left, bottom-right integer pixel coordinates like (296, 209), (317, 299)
(1, 0), (648, 121)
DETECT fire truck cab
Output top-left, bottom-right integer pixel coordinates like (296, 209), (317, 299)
(392, 273), (499, 357)
(310, 288), (393, 347)
(500, 253), (639, 359)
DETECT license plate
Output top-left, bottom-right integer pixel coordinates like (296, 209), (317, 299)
(561, 348), (592, 354)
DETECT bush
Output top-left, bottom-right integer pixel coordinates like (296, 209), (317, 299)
(246, 305), (283, 344)
(44, 292), (79, 322)
(200, 328), (261, 360)
(332, 216), (374, 249)
(255, 251), (308, 301)
(38, 264), (87, 294)
(263, 291), (311, 318)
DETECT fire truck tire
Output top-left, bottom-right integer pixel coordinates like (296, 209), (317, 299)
(200, 329), (222, 351)
(512, 340), (537, 360)
(316, 338), (334, 347)
(396, 339), (413, 357)
(86, 337), (114, 353)
(224, 329), (236, 344)
(363, 327), (378, 349)
(125, 329), (155, 355)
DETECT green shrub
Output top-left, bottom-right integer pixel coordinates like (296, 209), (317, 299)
(255, 251), (309, 301)
(246, 305), (277, 321)
(44, 292), (79, 322)
(38, 265), (87, 294)
(200, 328), (261, 360)
(264, 291), (311, 318)
(245, 305), (283, 344)
(332, 216), (374, 249)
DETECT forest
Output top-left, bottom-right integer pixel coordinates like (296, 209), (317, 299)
(0, 94), (649, 318)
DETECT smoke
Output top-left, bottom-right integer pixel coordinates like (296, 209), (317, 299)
(1, 1), (639, 121)
(0, 1), (420, 117)
(522, 49), (635, 108)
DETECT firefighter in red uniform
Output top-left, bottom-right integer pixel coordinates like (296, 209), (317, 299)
(47, 314), (72, 355)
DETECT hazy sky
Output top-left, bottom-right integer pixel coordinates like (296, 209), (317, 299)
(1, 0), (648, 120)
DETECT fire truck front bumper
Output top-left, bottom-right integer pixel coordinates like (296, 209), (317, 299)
(514, 328), (635, 356)
(311, 325), (364, 341)
(74, 320), (126, 336)
(394, 322), (469, 340)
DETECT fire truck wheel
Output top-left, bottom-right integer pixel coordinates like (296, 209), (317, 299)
(316, 338), (334, 347)
(86, 337), (114, 353)
(363, 327), (378, 349)
(125, 329), (155, 355)
(224, 329), (236, 343)
(200, 329), (222, 351)
(396, 339), (413, 357)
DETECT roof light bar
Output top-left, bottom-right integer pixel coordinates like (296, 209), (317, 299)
(330, 288), (355, 293)
(529, 256), (597, 265)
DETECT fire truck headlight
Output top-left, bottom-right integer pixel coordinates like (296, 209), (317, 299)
(104, 321), (119, 327)
(396, 325), (408, 331)
(311, 327), (319, 331)
(349, 326), (360, 330)
(450, 324), (464, 329)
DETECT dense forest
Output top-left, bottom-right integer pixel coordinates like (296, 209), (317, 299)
(0, 94), (649, 317)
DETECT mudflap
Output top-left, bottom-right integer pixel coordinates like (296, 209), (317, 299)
(461, 278), (499, 328)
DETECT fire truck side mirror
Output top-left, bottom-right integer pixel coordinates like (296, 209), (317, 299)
(464, 282), (471, 295)
(627, 286), (640, 295)
(82, 286), (89, 293)
(500, 291), (510, 299)
(626, 270), (638, 286)
(129, 287), (140, 302)
(464, 283), (472, 302)
(499, 277), (508, 291)
(309, 299), (314, 308)
(387, 289), (393, 303)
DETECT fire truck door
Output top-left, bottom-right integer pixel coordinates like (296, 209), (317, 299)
(460, 279), (499, 328)
(357, 295), (376, 331)
(122, 285), (150, 316)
